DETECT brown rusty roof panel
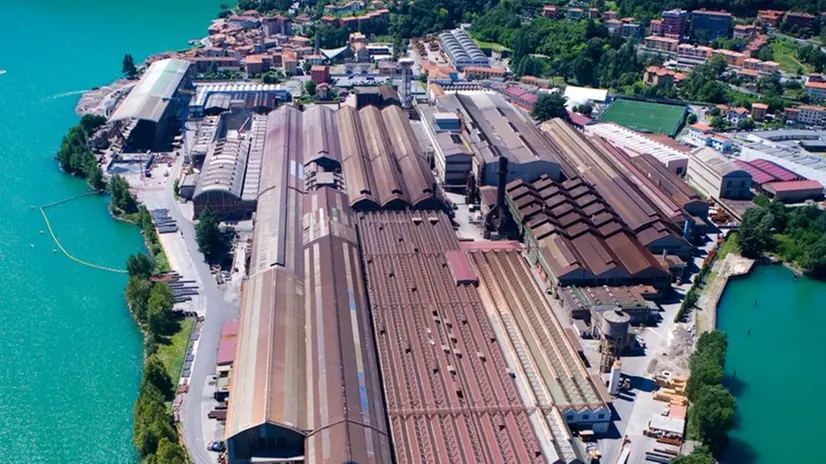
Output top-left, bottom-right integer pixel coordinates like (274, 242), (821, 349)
(357, 211), (547, 464)
(508, 174), (669, 284)
(303, 187), (393, 464)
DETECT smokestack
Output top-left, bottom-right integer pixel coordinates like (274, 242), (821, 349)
(496, 156), (508, 213)
(496, 156), (509, 235)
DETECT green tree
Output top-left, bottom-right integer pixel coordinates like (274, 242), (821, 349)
(737, 117), (756, 130)
(127, 253), (156, 279)
(142, 356), (174, 399)
(79, 114), (107, 134)
(87, 164), (105, 191)
(305, 80), (317, 96)
(710, 116), (726, 131)
(531, 93), (568, 122)
(133, 383), (176, 458)
(303, 61), (312, 74)
(108, 174), (138, 214)
(195, 204), (224, 262)
(573, 103), (593, 117)
(146, 283), (175, 335)
(801, 235), (826, 277)
(672, 446), (715, 464)
(687, 113), (698, 124)
(688, 384), (736, 454)
(152, 438), (187, 464)
(126, 276), (153, 322)
(122, 54), (138, 79)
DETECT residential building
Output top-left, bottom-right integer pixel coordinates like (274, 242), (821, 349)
(606, 19), (623, 35)
(711, 48), (745, 67)
(323, 0), (364, 14)
(261, 14), (291, 36)
(726, 107), (750, 126)
(604, 10), (618, 20)
(794, 105), (826, 126)
(758, 9), (785, 28)
(542, 5), (560, 18)
(649, 19), (663, 35)
(644, 66), (687, 87)
(243, 54), (271, 75)
(691, 9), (733, 41)
(310, 65), (330, 84)
(733, 24), (760, 40)
(304, 54), (324, 65)
(737, 68), (760, 83)
(752, 102), (768, 120)
(742, 58), (779, 76)
(283, 57), (298, 76)
(567, 7), (584, 20)
(662, 9), (688, 38)
(805, 80), (826, 102)
(708, 133), (734, 152)
(688, 122), (713, 139)
(463, 66), (507, 80)
(589, 8), (600, 19)
(188, 56), (241, 73)
(686, 147), (752, 199)
(644, 35), (680, 53)
(677, 44), (713, 63)
(621, 22), (642, 38)
(784, 12), (816, 30)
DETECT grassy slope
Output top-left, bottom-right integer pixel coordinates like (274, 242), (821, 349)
(472, 37), (511, 52)
(769, 39), (812, 74)
(157, 317), (195, 381)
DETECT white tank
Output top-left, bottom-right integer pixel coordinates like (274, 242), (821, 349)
(609, 360), (622, 395)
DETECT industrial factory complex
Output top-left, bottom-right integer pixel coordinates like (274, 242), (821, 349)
(97, 30), (826, 463)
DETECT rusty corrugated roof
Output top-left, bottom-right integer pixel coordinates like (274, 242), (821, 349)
(357, 211), (547, 464)
(507, 175), (668, 285)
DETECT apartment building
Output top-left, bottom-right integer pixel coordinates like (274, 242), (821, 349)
(758, 9), (785, 28)
(649, 19), (663, 35)
(677, 43), (712, 62)
(805, 80), (826, 102)
(691, 9), (733, 41)
(662, 9), (688, 38)
(644, 35), (680, 53)
(742, 58), (779, 76)
(711, 48), (746, 67)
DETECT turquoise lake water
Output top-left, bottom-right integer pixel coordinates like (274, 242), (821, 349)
(0, 1), (219, 461)
(717, 264), (826, 464)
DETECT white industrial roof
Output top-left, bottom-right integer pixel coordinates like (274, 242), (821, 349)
(586, 123), (689, 165)
(563, 85), (608, 109)
(649, 415), (685, 435)
(739, 143), (826, 186)
(192, 82), (287, 107)
(110, 59), (191, 122)
(691, 147), (745, 177)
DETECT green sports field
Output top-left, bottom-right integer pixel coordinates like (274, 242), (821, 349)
(598, 99), (687, 136)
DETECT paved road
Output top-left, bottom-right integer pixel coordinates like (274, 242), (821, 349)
(143, 160), (238, 464)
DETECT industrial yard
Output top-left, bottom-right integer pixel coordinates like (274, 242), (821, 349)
(76, 7), (826, 464)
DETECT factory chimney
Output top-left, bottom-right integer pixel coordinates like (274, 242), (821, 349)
(484, 156), (512, 238)
(496, 155), (508, 224)
(315, 30), (320, 54)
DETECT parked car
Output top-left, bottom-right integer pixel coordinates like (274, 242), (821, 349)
(207, 441), (225, 452)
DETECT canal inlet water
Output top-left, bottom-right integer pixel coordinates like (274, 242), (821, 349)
(717, 264), (826, 464)
(0, 1), (220, 461)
